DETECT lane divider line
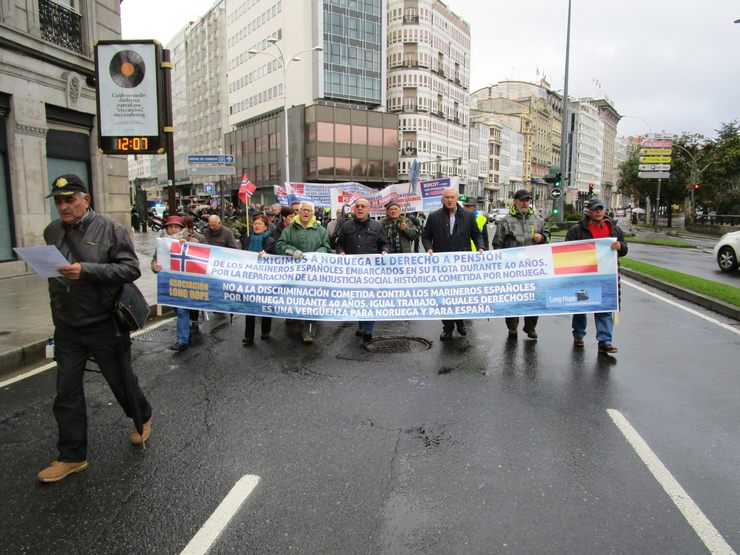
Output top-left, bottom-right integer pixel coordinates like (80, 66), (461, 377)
(180, 474), (261, 555)
(622, 279), (739, 335)
(607, 409), (735, 555)
(0, 316), (176, 389)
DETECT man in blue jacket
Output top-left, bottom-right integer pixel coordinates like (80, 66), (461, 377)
(422, 188), (485, 341)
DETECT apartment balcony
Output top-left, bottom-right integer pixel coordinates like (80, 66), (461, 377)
(432, 66), (445, 77)
(403, 14), (420, 24)
(402, 103), (417, 113)
(39, 0), (83, 54)
(403, 57), (420, 68)
(401, 146), (418, 157)
(453, 117), (460, 125)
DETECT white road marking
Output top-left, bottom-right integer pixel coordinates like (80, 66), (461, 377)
(622, 279), (739, 335)
(607, 409), (736, 555)
(180, 474), (261, 555)
(0, 317), (176, 388)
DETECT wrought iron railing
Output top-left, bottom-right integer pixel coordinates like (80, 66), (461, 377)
(39, 0), (83, 54)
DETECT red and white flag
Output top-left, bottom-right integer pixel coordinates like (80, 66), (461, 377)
(238, 174), (256, 204)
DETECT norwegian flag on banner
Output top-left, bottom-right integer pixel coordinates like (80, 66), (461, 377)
(238, 174), (256, 204)
(170, 242), (211, 274)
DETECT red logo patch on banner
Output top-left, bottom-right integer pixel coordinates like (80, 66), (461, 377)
(170, 242), (211, 274)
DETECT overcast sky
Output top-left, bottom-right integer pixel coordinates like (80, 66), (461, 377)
(121, 0), (740, 139)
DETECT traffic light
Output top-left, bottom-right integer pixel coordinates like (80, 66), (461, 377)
(555, 172), (562, 187)
(588, 183), (593, 199)
(552, 207), (559, 215)
(693, 183), (701, 190)
(544, 165), (561, 184)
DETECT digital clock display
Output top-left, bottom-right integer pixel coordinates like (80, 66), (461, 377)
(99, 135), (164, 155)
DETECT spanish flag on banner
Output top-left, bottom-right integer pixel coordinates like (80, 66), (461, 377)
(551, 242), (598, 275)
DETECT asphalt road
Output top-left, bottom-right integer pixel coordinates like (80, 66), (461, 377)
(626, 242), (740, 286)
(1, 280), (739, 554)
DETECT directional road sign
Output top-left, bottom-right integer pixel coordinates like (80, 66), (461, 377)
(638, 171), (671, 179)
(188, 166), (236, 176)
(640, 148), (672, 156)
(187, 154), (235, 165)
(642, 140), (673, 148)
(645, 133), (673, 140)
(639, 164), (671, 171)
(639, 156), (672, 164)
(550, 187), (563, 199)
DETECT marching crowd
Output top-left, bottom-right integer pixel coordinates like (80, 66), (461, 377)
(38, 173), (626, 483)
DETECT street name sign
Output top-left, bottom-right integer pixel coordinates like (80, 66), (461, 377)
(550, 187), (563, 199)
(187, 154), (235, 165)
(645, 133), (673, 140)
(640, 148), (672, 156)
(639, 164), (671, 171)
(639, 156), (672, 164)
(638, 171), (671, 179)
(188, 166), (236, 176)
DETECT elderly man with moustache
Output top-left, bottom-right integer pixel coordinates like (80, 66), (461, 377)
(422, 188), (485, 341)
(203, 214), (238, 249)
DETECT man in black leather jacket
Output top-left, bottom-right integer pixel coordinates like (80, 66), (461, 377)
(422, 188), (485, 341)
(38, 174), (152, 483)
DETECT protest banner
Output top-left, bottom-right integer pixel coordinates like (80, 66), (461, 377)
(157, 238), (619, 321)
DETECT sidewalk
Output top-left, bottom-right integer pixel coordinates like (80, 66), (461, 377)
(0, 231), (163, 376)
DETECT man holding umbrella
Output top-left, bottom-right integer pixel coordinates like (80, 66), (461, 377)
(38, 174), (153, 483)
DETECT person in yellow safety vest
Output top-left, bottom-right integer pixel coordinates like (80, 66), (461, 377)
(461, 196), (489, 251)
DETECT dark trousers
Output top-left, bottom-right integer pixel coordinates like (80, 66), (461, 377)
(442, 319), (466, 332)
(244, 315), (272, 341)
(506, 316), (539, 331)
(53, 319), (151, 462)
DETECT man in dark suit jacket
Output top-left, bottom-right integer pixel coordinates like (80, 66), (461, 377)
(422, 188), (485, 341)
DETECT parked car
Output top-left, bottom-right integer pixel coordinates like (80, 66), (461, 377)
(713, 230), (740, 272)
(488, 208), (509, 223)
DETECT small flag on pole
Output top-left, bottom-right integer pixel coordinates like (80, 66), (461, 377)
(238, 174), (256, 204)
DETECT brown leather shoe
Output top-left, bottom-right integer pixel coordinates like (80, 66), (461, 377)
(131, 417), (152, 445)
(524, 328), (538, 339)
(598, 343), (618, 354)
(37, 460), (88, 483)
(573, 337), (584, 347)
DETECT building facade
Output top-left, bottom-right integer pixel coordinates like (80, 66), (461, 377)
(592, 97), (620, 204)
(568, 99), (605, 201)
(1, 0), (128, 276)
(386, 0), (471, 186)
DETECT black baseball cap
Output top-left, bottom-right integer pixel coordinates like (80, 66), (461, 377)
(47, 174), (88, 198)
(513, 189), (533, 200)
(586, 198), (605, 210)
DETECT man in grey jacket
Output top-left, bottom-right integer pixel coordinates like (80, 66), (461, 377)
(38, 174), (152, 483)
(492, 189), (550, 339)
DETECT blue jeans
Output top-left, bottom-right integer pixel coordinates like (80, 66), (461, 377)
(358, 321), (375, 333)
(572, 312), (613, 344)
(176, 308), (191, 344)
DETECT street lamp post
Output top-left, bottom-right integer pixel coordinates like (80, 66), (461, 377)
(248, 39), (322, 186)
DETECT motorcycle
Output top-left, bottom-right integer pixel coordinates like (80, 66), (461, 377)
(147, 212), (164, 231)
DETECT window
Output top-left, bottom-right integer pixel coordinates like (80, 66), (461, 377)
(335, 123), (351, 143)
(368, 127), (383, 146)
(318, 156), (334, 176)
(351, 125), (366, 144)
(383, 128), (398, 148)
(317, 122), (334, 142)
(335, 157), (351, 176)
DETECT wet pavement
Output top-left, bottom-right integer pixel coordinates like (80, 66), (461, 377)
(1, 282), (739, 553)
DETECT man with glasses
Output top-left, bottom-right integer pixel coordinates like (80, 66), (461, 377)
(335, 199), (390, 342)
(422, 188), (485, 341)
(276, 200), (331, 343)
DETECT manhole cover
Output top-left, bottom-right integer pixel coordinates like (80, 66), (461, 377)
(134, 328), (173, 342)
(364, 336), (432, 354)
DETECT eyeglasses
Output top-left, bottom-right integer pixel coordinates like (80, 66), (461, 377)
(299, 208), (313, 212)
(355, 204), (369, 208)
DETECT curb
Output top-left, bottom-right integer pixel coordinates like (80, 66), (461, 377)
(620, 268), (740, 321)
(0, 306), (174, 378)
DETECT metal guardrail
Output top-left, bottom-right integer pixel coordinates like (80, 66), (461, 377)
(693, 214), (740, 226)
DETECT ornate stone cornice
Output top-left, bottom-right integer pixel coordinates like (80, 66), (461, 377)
(16, 123), (48, 137)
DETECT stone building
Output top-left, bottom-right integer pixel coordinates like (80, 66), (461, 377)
(1, 0), (128, 277)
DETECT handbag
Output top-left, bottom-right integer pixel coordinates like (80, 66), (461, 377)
(115, 282), (150, 331)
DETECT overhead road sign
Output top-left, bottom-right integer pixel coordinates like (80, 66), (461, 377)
(639, 164), (671, 171)
(550, 187), (563, 199)
(642, 140), (673, 148)
(645, 133), (673, 140)
(188, 166), (236, 176)
(187, 154), (235, 165)
(638, 171), (671, 179)
(640, 148), (672, 156)
(639, 156), (672, 164)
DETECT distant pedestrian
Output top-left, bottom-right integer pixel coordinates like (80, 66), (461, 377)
(39, 174), (152, 483)
(565, 198), (628, 354)
(492, 189), (550, 339)
(460, 195), (489, 251)
(421, 188), (484, 341)
(203, 215), (238, 249)
(335, 198), (390, 342)
(381, 201), (419, 254)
